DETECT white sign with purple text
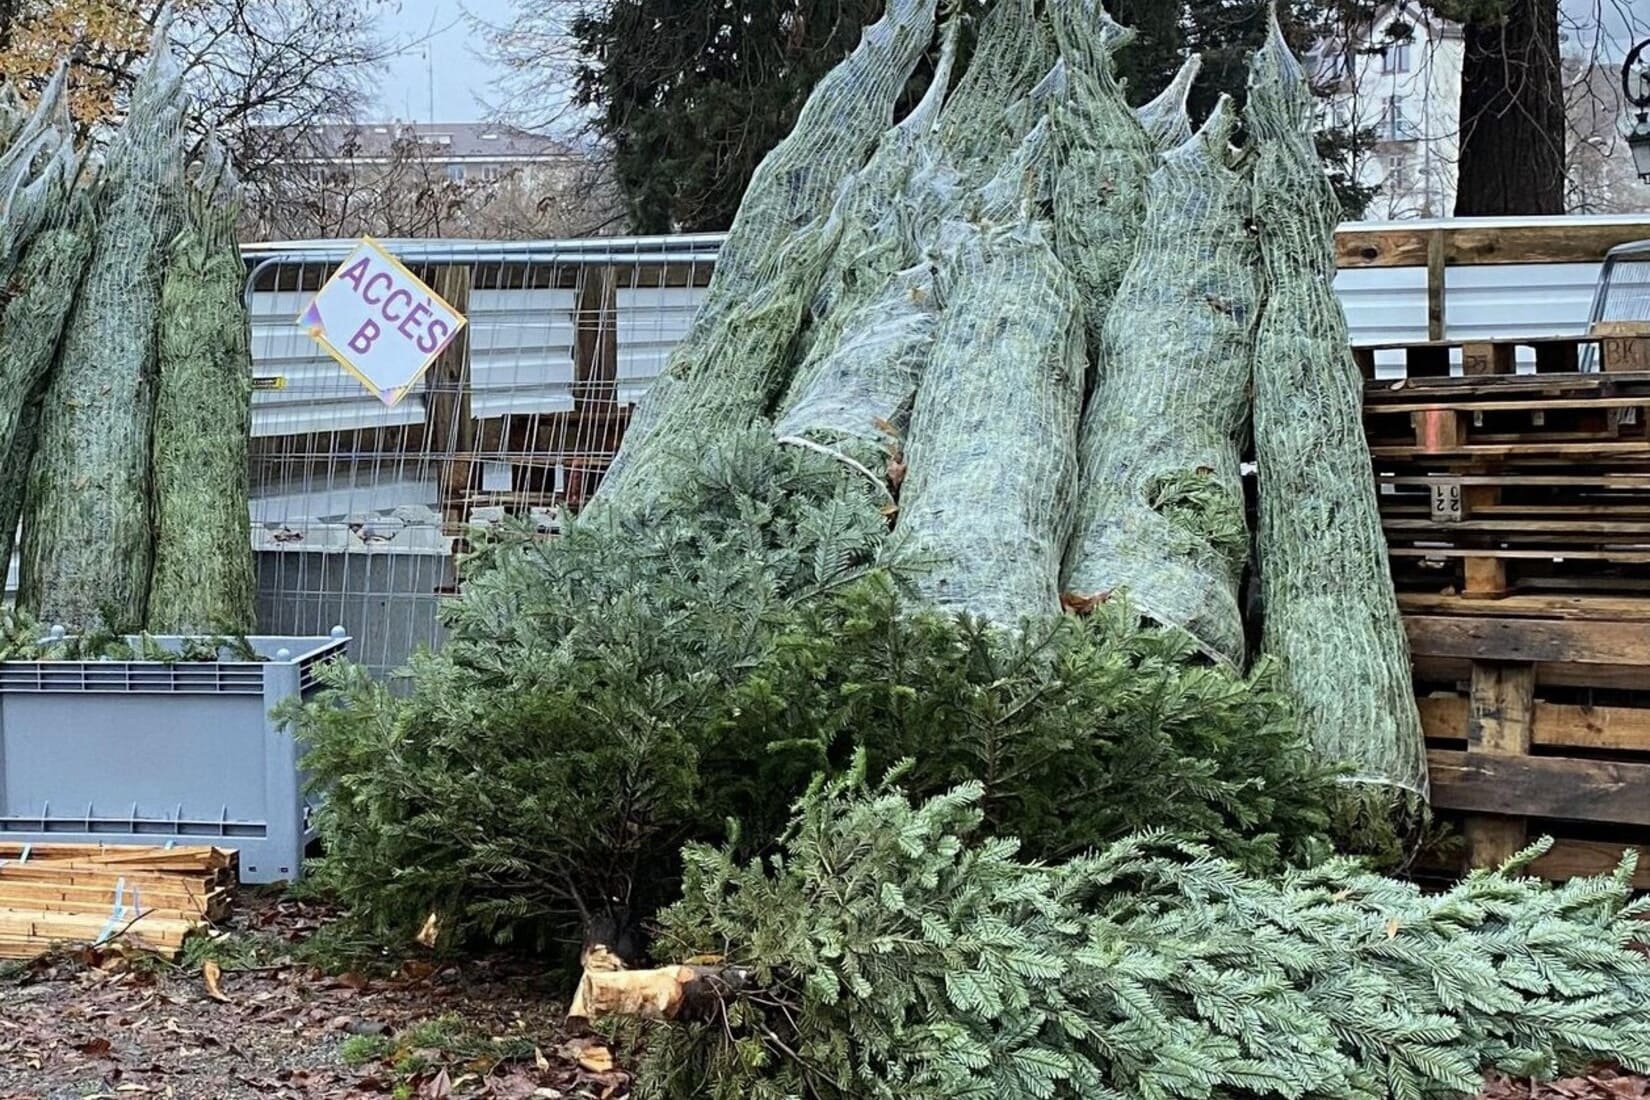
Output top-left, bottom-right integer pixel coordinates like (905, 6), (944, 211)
(297, 238), (467, 407)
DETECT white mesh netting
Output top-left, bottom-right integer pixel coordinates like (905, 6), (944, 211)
(594, 0), (940, 509)
(21, 15), (189, 631)
(1246, 14), (1427, 803)
(1062, 95), (1262, 668)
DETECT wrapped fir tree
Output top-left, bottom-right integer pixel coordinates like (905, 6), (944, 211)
(147, 139), (256, 634)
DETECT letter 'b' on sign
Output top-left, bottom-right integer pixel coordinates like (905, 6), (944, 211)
(296, 238), (468, 407)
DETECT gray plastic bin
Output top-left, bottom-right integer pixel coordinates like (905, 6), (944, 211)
(0, 629), (350, 883)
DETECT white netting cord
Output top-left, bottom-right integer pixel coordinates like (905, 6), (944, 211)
(20, 13), (190, 630)
(1247, 14), (1427, 801)
(1062, 95), (1262, 669)
(1047, 1), (1157, 371)
(895, 143), (1085, 628)
(771, 18), (963, 483)
(597, 0), (941, 508)
(1134, 54), (1201, 150)
(0, 68), (90, 590)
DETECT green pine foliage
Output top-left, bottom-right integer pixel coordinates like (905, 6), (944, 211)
(635, 762), (1650, 1100)
(291, 430), (1333, 955)
(724, 581), (1334, 870)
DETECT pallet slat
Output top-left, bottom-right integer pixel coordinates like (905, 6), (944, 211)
(1427, 749), (1650, 828)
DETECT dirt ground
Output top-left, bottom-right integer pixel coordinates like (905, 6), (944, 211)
(2, 894), (1646, 1100)
(0, 895), (629, 1100)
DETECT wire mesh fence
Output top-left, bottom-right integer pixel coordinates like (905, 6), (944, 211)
(243, 235), (719, 677)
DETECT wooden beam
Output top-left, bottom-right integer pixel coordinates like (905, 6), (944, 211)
(1414, 654), (1650, 692)
(423, 265), (475, 542)
(1406, 616), (1650, 665)
(1335, 220), (1650, 269)
(1428, 749), (1650, 827)
(1420, 693), (1650, 754)
(1399, 593), (1650, 621)
(1426, 230), (1446, 343)
(1527, 839), (1650, 886)
(1461, 663), (1534, 866)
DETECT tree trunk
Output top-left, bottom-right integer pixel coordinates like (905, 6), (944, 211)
(1452, 0), (1565, 216)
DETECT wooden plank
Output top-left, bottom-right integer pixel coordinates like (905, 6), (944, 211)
(1426, 230), (1446, 342)
(1370, 396), (1650, 415)
(1399, 593), (1650, 621)
(1334, 221), (1650, 269)
(1461, 663), (1534, 866)
(1414, 654), (1650, 692)
(423, 265), (475, 540)
(1389, 547), (1650, 562)
(1405, 616), (1650, 665)
(1420, 693), (1650, 754)
(1382, 474), (1650, 487)
(1427, 749), (1650, 826)
(1384, 518), (1650, 534)
(1370, 440), (1650, 459)
(1527, 839), (1650, 886)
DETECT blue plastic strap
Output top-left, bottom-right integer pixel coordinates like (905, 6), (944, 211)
(94, 877), (129, 946)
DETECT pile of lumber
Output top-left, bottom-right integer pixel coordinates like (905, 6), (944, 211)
(0, 843), (233, 959)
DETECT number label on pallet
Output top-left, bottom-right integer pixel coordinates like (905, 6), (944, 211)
(1432, 482), (1463, 523)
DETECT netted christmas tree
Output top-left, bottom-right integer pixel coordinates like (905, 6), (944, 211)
(1246, 11), (1427, 823)
(594, 0), (940, 509)
(0, 67), (89, 587)
(771, 18), (963, 488)
(894, 132), (1087, 626)
(1134, 54), (1201, 149)
(627, 765), (1650, 1100)
(1046, 0), (1155, 368)
(1062, 95), (1262, 668)
(21, 16), (189, 631)
(147, 139), (257, 634)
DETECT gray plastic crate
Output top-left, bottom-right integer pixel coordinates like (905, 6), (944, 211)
(0, 628), (350, 883)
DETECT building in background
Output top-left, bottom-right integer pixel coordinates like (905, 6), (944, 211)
(243, 121), (620, 241)
(1316, 3), (1646, 219)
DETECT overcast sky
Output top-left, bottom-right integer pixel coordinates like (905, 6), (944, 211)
(372, 0), (1649, 125)
(379, 0), (495, 123)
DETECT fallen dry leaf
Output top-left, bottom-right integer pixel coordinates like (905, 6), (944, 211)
(74, 1037), (113, 1058)
(422, 1068), (453, 1099)
(202, 960), (231, 1004)
(534, 1047), (551, 1073)
(565, 1037), (615, 1074)
(416, 912), (442, 950)
(1384, 918), (1401, 940)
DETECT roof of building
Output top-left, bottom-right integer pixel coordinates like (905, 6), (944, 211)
(290, 121), (576, 162)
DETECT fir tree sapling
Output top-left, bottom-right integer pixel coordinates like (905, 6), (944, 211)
(626, 762), (1650, 1100)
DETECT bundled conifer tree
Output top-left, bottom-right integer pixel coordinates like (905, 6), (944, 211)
(21, 17), (188, 630)
(147, 140), (257, 634)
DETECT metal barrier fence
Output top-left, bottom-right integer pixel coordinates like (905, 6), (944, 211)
(244, 236), (719, 676)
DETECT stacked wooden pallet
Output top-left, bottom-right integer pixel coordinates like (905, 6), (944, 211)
(1360, 327), (1650, 879)
(0, 843), (234, 960)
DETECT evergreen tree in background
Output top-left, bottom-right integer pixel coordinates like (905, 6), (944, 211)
(567, 0), (1386, 231)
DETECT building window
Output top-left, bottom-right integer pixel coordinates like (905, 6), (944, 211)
(446, 163), (466, 183)
(1381, 40), (1412, 74)
(1385, 153), (1408, 181)
(1382, 95), (1416, 141)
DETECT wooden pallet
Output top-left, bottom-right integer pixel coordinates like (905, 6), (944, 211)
(0, 844), (233, 960)
(1401, 601), (1650, 876)
(1365, 371), (1650, 598)
(1353, 327), (1650, 380)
